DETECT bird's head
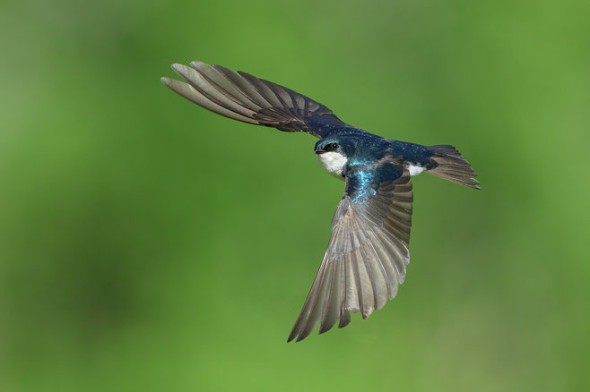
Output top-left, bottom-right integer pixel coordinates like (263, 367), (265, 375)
(315, 138), (353, 177)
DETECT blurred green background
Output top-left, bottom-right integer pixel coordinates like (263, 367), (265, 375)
(1, 0), (589, 391)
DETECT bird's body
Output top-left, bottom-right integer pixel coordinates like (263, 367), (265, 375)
(161, 61), (479, 342)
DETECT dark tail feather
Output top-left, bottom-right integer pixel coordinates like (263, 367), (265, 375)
(428, 145), (480, 189)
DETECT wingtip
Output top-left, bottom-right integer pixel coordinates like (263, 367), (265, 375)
(287, 330), (311, 343)
(160, 76), (172, 86)
(361, 307), (374, 320)
(189, 60), (206, 69)
(466, 179), (481, 190)
(319, 322), (337, 335)
(171, 63), (188, 74)
(295, 335), (307, 343)
(338, 311), (351, 328)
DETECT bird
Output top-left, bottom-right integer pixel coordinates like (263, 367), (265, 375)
(161, 61), (479, 342)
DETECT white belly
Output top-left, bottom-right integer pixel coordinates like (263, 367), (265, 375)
(407, 164), (425, 176)
(318, 152), (347, 176)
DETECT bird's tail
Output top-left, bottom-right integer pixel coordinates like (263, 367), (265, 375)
(428, 145), (480, 189)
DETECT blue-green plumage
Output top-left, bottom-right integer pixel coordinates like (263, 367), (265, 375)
(162, 61), (479, 342)
(346, 163), (403, 205)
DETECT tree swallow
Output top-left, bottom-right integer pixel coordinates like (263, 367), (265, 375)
(161, 61), (479, 342)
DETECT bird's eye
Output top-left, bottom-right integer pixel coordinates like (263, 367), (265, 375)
(325, 143), (339, 152)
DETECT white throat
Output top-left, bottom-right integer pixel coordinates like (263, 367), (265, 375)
(318, 151), (347, 176)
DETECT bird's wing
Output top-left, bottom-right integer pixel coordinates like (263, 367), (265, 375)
(288, 162), (413, 342)
(161, 61), (352, 138)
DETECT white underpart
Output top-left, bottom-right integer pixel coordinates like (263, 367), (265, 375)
(408, 164), (425, 176)
(318, 152), (347, 176)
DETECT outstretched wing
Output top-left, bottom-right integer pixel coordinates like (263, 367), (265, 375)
(288, 162), (413, 342)
(161, 61), (352, 138)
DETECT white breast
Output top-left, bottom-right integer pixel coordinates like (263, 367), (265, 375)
(318, 152), (347, 176)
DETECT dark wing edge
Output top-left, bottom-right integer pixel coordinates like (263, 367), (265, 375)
(161, 61), (346, 137)
(288, 170), (413, 342)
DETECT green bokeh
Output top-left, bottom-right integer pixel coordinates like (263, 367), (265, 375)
(1, 0), (589, 391)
